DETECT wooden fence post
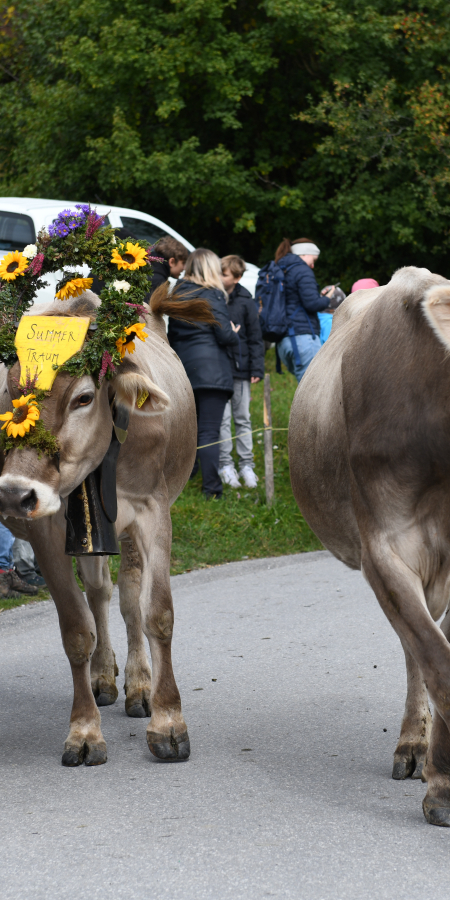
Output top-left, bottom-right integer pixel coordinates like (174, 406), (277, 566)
(263, 373), (274, 507)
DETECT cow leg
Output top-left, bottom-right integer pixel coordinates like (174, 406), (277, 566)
(129, 499), (190, 761)
(118, 537), (152, 718)
(78, 557), (119, 707)
(361, 540), (450, 825)
(392, 639), (432, 780)
(30, 518), (107, 766)
(422, 605), (450, 825)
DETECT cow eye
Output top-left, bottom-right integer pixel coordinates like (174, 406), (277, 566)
(75, 393), (94, 407)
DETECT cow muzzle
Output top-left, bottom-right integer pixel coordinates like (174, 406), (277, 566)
(0, 475), (61, 519)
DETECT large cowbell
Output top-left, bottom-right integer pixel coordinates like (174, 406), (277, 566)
(64, 405), (130, 556)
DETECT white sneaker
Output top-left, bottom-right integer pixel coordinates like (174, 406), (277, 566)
(219, 465), (241, 488)
(240, 466), (259, 489)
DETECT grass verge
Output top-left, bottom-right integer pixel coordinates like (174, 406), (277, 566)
(169, 348), (321, 575)
(0, 588), (51, 613)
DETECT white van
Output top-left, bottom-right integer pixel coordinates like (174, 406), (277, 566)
(0, 198), (258, 301)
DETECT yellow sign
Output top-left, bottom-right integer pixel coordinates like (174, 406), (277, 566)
(15, 316), (90, 390)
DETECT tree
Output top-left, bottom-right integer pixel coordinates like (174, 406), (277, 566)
(1, 0), (449, 288)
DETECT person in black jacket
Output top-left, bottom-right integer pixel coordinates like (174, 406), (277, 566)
(168, 249), (240, 498)
(218, 255), (264, 490)
(275, 237), (332, 382)
(147, 235), (189, 299)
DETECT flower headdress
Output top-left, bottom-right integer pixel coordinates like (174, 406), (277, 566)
(0, 204), (157, 453)
(0, 205), (156, 379)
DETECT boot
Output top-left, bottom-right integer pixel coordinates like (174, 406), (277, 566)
(0, 568), (38, 596)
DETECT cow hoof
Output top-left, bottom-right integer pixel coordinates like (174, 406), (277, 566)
(62, 745), (85, 767)
(62, 741), (107, 767)
(147, 729), (190, 761)
(411, 755), (427, 781)
(125, 692), (151, 718)
(93, 683), (118, 707)
(392, 745), (427, 780)
(392, 757), (414, 780)
(423, 796), (450, 826)
(85, 743), (108, 766)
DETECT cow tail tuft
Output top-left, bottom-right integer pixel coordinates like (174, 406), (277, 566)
(150, 283), (217, 326)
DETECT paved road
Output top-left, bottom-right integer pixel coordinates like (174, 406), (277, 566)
(1, 551), (449, 899)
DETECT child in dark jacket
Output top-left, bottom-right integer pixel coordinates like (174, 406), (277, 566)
(218, 255), (265, 489)
(147, 235), (189, 298)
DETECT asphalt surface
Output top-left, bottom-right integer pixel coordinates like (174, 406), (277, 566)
(1, 550), (449, 900)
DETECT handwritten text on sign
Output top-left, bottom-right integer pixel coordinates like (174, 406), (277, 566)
(15, 316), (90, 390)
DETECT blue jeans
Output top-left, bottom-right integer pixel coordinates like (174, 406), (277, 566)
(278, 333), (322, 382)
(0, 521), (14, 570)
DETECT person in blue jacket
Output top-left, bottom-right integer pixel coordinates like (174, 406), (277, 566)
(168, 248), (240, 499)
(275, 237), (331, 381)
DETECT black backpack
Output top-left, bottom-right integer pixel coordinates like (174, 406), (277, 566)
(254, 260), (292, 342)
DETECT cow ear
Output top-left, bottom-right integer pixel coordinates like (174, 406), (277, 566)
(112, 370), (170, 416)
(423, 285), (450, 351)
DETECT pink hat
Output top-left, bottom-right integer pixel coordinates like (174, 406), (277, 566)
(351, 278), (379, 292)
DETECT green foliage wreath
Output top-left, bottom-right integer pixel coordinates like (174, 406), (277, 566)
(0, 204), (159, 385)
(0, 205), (160, 455)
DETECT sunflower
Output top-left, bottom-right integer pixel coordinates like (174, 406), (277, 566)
(116, 322), (147, 359)
(0, 394), (40, 438)
(111, 242), (147, 271)
(0, 250), (28, 282)
(56, 277), (93, 301)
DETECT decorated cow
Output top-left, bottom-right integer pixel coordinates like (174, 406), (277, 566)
(0, 206), (214, 766)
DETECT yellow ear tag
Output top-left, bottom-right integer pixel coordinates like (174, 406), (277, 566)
(15, 316), (91, 390)
(136, 389), (149, 409)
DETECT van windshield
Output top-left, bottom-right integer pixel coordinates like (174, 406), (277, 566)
(0, 211), (35, 251)
(120, 216), (167, 246)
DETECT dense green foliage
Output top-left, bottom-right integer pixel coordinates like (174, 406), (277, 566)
(1, 1), (449, 287)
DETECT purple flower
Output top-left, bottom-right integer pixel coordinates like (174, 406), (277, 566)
(125, 302), (148, 317)
(85, 211), (105, 240)
(99, 351), (116, 383)
(75, 204), (91, 217)
(48, 204), (99, 239)
(29, 253), (45, 276)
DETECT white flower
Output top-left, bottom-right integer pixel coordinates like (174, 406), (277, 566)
(23, 244), (38, 259)
(111, 235), (117, 244)
(112, 280), (131, 293)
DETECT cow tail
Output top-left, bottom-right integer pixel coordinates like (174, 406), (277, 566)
(150, 283), (217, 326)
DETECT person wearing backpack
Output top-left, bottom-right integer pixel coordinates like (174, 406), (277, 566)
(255, 237), (331, 381)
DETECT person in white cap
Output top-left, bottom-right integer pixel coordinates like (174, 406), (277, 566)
(274, 237), (332, 382)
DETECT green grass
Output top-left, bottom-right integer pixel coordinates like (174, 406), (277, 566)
(0, 349), (321, 609)
(169, 348), (321, 575)
(0, 587), (51, 613)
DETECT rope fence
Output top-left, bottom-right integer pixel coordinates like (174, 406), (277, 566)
(197, 426), (288, 450)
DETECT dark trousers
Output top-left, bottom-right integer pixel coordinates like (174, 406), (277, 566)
(193, 389), (228, 496)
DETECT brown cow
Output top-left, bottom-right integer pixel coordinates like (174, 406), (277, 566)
(0, 287), (214, 766)
(289, 266), (450, 826)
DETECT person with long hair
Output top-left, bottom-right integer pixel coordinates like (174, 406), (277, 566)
(274, 237), (331, 381)
(168, 248), (240, 498)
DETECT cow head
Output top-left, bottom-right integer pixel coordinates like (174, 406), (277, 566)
(0, 294), (170, 520)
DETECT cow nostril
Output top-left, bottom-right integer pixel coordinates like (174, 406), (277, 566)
(20, 490), (37, 513)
